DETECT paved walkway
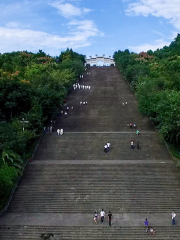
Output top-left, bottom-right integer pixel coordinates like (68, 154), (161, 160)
(0, 213), (176, 226)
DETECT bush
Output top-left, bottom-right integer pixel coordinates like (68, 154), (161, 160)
(0, 164), (18, 210)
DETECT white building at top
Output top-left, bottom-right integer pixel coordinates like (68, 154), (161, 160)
(85, 55), (115, 67)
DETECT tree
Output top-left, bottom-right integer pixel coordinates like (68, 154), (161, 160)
(0, 48), (85, 210)
(0, 78), (31, 120)
(59, 59), (84, 77)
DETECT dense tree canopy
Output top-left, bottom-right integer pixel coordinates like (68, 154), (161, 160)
(0, 48), (85, 210)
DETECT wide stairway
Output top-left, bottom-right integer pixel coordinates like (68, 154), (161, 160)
(0, 67), (180, 240)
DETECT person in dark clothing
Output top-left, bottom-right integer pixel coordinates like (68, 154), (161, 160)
(108, 211), (112, 226)
(172, 218), (176, 225)
(137, 141), (140, 149)
(149, 226), (155, 235)
(94, 211), (98, 224)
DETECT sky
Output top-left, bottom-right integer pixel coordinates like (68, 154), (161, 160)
(0, 0), (179, 57)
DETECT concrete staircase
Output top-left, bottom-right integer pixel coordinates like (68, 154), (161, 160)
(0, 66), (180, 239)
(8, 163), (180, 213)
(34, 132), (170, 160)
(52, 67), (154, 132)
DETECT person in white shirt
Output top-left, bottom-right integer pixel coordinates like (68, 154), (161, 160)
(100, 209), (105, 223)
(60, 129), (63, 135)
(104, 144), (108, 153)
(83, 101), (85, 105)
(172, 212), (176, 219)
(131, 141), (134, 150)
(80, 101), (82, 106)
(89, 86), (91, 90)
(107, 142), (111, 151)
(172, 212), (176, 225)
(57, 129), (60, 135)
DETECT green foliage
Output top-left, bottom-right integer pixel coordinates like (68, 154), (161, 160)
(2, 150), (24, 175)
(124, 63), (149, 90)
(59, 59), (84, 77)
(22, 101), (45, 131)
(154, 34), (180, 58)
(0, 121), (37, 157)
(0, 48), (84, 210)
(0, 78), (31, 120)
(58, 48), (85, 64)
(0, 164), (18, 210)
(155, 91), (180, 143)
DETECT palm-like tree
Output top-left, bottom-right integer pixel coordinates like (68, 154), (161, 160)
(2, 150), (24, 175)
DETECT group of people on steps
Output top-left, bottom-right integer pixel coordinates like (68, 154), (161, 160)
(94, 209), (112, 226)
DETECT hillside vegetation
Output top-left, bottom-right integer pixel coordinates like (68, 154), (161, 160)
(0, 48), (85, 210)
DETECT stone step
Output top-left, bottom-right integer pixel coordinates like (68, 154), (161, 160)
(54, 68), (153, 132)
(8, 164), (180, 213)
(0, 226), (180, 239)
(34, 133), (170, 160)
